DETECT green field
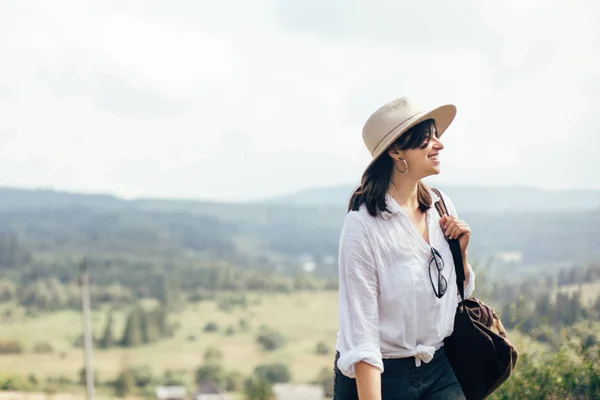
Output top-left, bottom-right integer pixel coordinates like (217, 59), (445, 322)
(3, 287), (597, 400)
(0, 291), (339, 384)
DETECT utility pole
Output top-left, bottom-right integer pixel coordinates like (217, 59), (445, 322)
(80, 257), (95, 400)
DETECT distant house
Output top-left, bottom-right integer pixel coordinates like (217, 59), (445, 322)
(155, 386), (187, 400)
(494, 251), (523, 263)
(272, 383), (324, 400)
(193, 380), (232, 400)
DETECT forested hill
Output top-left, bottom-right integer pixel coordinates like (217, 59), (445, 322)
(0, 186), (599, 279)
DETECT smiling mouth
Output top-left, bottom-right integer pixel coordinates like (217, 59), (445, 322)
(428, 155), (439, 161)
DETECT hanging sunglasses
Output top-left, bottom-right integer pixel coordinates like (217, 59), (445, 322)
(429, 247), (447, 298)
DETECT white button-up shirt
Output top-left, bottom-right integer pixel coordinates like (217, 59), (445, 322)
(335, 189), (476, 378)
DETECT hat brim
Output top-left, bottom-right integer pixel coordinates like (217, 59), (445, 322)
(363, 104), (457, 174)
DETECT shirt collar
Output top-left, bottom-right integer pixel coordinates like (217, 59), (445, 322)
(430, 188), (442, 203)
(380, 193), (401, 220)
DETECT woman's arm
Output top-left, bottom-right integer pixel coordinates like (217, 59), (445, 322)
(355, 362), (382, 400)
(336, 213), (383, 393)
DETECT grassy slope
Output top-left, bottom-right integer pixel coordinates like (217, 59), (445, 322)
(0, 291), (339, 384)
(2, 287), (593, 389)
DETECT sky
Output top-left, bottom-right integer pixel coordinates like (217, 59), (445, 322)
(1, 0), (599, 202)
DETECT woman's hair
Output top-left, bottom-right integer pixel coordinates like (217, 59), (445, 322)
(348, 119), (436, 216)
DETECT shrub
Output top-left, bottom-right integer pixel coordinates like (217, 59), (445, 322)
(129, 365), (155, 389)
(315, 340), (330, 355)
(188, 289), (216, 303)
(217, 294), (248, 312)
(253, 362), (291, 384)
(256, 326), (286, 351)
(27, 374), (38, 387)
(238, 318), (250, 331)
(0, 340), (23, 354)
(33, 341), (54, 354)
(0, 373), (33, 391)
(204, 346), (223, 363)
(313, 367), (334, 398)
(224, 370), (244, 392)
(162, 369), (186, 386)
(72, 334), (99, 349)
(195, 363), (244, 392)
(490, 341), (600, 400)
(204, 322), (219, 333)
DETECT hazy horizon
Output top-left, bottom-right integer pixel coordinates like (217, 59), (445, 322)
(2, 179), (600, 204)
(2, 0), (599, 202)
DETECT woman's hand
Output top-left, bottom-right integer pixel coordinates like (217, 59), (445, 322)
(439, 215), (471, 254)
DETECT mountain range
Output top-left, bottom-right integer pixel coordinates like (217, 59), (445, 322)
(1, 184), (599, 213)
(263, 184), (600, 213)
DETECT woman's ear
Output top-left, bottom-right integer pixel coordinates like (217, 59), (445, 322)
(388, 146), (402, 159)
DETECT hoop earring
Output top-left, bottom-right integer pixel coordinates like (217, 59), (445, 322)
(396, 158), (408, 174)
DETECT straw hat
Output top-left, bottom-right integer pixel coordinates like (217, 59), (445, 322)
(362, 97), (457, 172)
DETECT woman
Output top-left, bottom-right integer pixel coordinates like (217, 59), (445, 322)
(334, 97), (476, 400)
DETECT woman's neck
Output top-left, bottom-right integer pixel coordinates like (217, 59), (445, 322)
(389, 178), (420, 213)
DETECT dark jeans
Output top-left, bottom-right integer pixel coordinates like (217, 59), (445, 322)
(333, 347), (465, 400)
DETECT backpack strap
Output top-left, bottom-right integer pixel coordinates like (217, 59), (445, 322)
(431, 188), (466, 304)
(431, 188), (449, 218)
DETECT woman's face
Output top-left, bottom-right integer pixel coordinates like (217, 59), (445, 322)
(391, 124), (445, 178)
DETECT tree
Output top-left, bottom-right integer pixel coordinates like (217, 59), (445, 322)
(153, 306), (172, 337)
(594, 295), (600, 314)
(569, 291), (585, 324)
(79, 367), (98, 386)
(244, 375), (273, 400)
(195, 364), (226, 390)
(120, 307), (143, 347)
(140, 309), (158, 344)
(99, 311), (115, 348)
(0, 279), (16, 302)
(204, 346), (223, 363)
(534, 293), (551, 325)
(159, 277), (183, 311)
(114, 370), (135, 398)
(46, 278), (67, 310)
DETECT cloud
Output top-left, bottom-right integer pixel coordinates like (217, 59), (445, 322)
(277, 0), (491, 51)
(0, 0), (598, 201)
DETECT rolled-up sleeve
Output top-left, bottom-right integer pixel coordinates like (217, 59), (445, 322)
(336, 213), (383, 378)
(464, 262), (476, 299)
